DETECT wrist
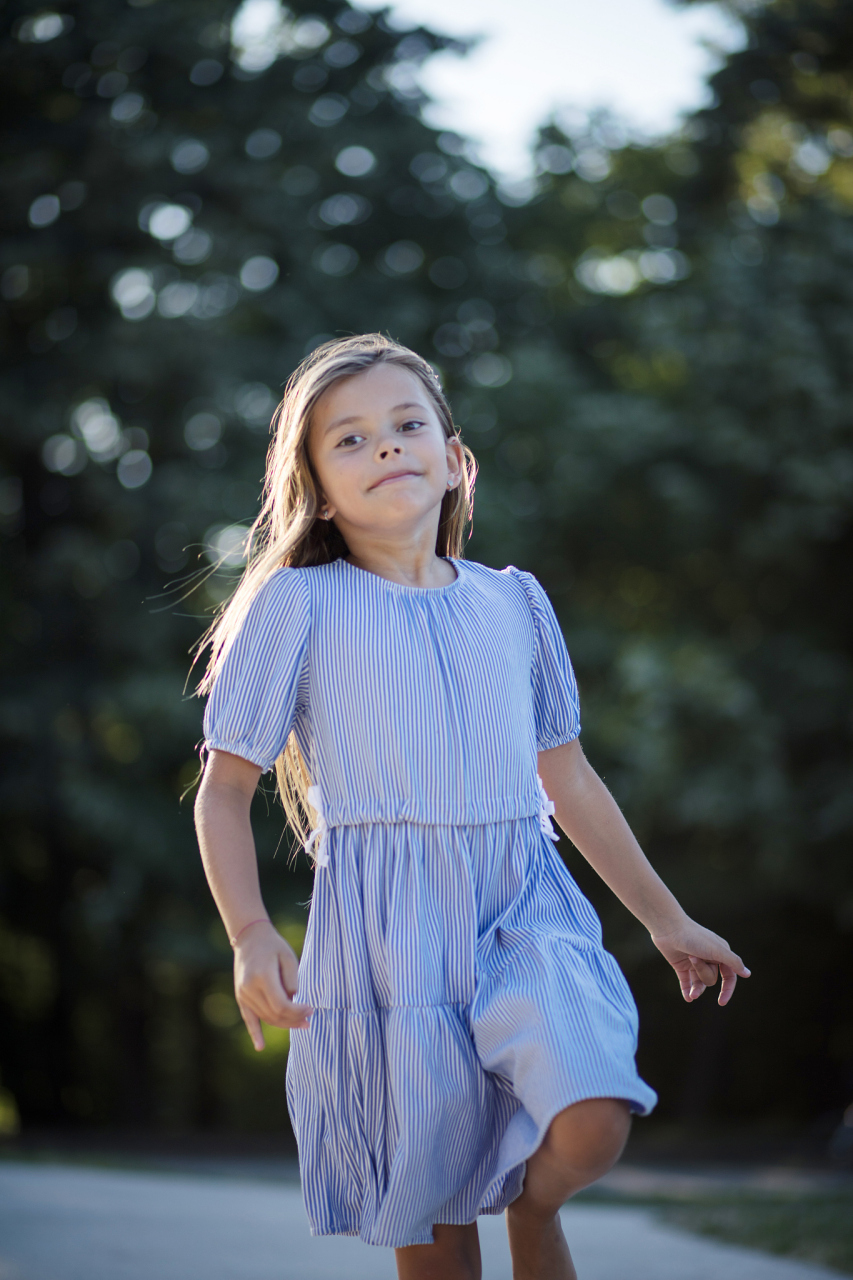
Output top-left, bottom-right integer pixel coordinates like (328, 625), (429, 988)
(645, 902), (690, 939)
(229, 917), (273, 948)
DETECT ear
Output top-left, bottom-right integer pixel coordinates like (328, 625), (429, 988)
(318, 496), (337, 521)
(445, 436), (464, 489)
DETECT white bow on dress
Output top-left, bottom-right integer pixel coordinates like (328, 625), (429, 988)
(536, 774), (560, 842)
(304, 784), (330, 867)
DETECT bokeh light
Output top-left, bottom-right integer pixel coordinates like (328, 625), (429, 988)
(204, 523), (251, 566)
(335, 146), (376, 177)
(239, 256), (280, 291)
(313, 243), (359, 275)
(171, 139), (210, 174)
(245, 128), (282, 159)
(17, 12), (72, 42)
(28, 195), (60, 228)
(184, 413), (223, 451)
(381, 242), (425, 275)
(116, 450), (153, 490)
(110, 269), (155, 320)
(146, 204), (194, 241)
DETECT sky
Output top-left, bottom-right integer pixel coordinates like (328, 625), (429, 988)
(356, 0), (746, 177)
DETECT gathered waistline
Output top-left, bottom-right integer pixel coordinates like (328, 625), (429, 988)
(303, 777), (560, 864)
(292, 1000), (472, 1015)
(307, 810), (547, 835)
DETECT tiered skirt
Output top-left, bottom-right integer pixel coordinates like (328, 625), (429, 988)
(286, 816), (657, 1248)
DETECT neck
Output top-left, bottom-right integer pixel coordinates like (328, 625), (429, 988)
(343, 529), (454, 589)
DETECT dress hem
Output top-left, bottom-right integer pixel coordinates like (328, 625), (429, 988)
(300, 1080), (656, 1249)
(536, 729), (582, 753)
(202, 738), (273, 771)
(475, 1082), (656, 1227)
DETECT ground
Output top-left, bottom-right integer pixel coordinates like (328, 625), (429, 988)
(0, 1160), (850, 1280)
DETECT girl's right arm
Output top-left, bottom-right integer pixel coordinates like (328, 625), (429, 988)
(195, 748), (312, 1049)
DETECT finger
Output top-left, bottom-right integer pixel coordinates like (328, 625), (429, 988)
(239, 1002), (266, 1052)
(718, 963), (739, 1006)
(241, 965), (302, 1025)
(716, 948), (750, 978)
(688, 966), (707, 1001)
(246, 975), (312, 1029)
(688, 955), (719, 988)
(240, 982), (313, 1031)
(691, 945), (751, 979)
(278, 949), (300, 999)
(247, 985), (313, 1030)
(674, 964), (693, 1002)
(267, 998), (313, 1030)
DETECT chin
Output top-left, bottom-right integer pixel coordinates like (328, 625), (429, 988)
(364, 496), (439, 524)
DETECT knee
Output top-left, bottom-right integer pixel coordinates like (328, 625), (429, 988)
(542, 1098), (631, 1189)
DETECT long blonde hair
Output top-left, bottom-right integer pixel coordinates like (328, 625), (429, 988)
(196, 333), (478, 854)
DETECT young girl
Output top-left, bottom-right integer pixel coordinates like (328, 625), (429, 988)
(194, 333), (749, 1280)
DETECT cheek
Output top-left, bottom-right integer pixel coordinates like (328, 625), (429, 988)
(321, 450), (368, 503)
(420, 430), (452, 465)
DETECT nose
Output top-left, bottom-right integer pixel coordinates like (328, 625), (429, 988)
(377, 440), (403, 459)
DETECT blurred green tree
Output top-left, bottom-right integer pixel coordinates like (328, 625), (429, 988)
(492, 0), (853, 1123)
(0, 0), (524, 1132)
(1, 0), (851, 1141)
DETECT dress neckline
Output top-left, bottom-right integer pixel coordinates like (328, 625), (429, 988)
(338, 556), (463, 596)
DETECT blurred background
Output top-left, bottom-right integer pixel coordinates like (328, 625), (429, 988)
(1, 0), (852, 1203)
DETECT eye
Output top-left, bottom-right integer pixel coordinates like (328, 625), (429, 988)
(398, 419), (426, 432)
(335, 432), (365, 448)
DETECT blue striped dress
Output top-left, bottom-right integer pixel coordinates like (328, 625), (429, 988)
(203, 556), (657, 1248)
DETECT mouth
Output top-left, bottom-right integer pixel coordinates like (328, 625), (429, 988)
(369, 470), (423, 490)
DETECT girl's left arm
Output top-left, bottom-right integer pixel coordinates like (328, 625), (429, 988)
(537, 739), (750, 1006)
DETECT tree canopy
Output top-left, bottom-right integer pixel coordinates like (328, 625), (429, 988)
(1, 0), (851, 1136)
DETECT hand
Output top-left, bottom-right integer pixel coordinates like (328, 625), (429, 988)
(651, 915), (751, 1006)
(233, 923), (313, 1050)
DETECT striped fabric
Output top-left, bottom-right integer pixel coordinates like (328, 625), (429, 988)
(204, 557), (657, 1249)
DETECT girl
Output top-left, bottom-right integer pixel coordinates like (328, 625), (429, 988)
(194, 333), (749, 1280)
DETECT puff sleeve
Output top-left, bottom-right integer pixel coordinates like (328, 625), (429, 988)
(505, 566), (581, 751)
(203, 568), (311, 771)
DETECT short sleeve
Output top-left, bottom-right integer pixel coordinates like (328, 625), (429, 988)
(203, 569), (311, 771)
(504, 566), (581, 751)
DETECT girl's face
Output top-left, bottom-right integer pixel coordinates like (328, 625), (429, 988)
(307, 363), (463, 543)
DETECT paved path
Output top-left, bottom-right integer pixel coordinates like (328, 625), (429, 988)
(0, 1163), (846, 1280)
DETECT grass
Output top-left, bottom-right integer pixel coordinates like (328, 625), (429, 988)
(577, 1187), (853, 1275)
(660, 1193), (853, 1275)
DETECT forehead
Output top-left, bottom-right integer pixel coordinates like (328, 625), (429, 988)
(313, 362), (435, 426)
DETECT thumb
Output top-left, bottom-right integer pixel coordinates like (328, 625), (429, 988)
(279, 948), (300, 998)
(690, 943), (751, 980)
(720, 948), (751, 979)
(688, 956), (719, 988)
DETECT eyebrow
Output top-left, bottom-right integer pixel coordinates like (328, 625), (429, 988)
(323, 402), (429, 435)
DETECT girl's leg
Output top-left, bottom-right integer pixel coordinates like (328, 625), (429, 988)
(506, 1097), (631, 1280)
(395, 1222), (482, 1280)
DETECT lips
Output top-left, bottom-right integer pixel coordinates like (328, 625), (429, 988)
(370, 470), (422, 489)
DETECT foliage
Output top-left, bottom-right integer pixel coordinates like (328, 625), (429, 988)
(660, 1193), (853, 1274)
(1, 0), (851, 1134)
(490, 0), (853, 1123)
(579, 1181), (853, 1275)
(0, 0), (523, 1130)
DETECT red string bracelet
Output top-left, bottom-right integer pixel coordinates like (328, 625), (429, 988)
(230, 918), (273, 948)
